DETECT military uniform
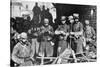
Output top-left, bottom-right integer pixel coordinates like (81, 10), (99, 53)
(39, 25), (54, 57)
(55, 24), (70, 55)
(30, 27), (40, 56)
(84, 25), (95, 41)
(12, 41), (34, 66)
(84, 25), (96, 57)
(32, 3), (41, 25)
(71, 22), (83, 53)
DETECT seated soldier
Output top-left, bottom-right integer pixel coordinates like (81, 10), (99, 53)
(11, 32), (35, 66)
(84, 20), (96, 46)
(84, 20), (96, 58)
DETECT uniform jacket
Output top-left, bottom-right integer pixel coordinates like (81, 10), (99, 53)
(12, 41), (33, 64)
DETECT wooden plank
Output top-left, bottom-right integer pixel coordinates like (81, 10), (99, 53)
(37, 57), (57, 59)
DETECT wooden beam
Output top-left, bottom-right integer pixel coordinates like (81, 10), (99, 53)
(37, 57), (57, 59)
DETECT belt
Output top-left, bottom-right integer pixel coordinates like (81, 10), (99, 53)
(17, 56), (30, 59)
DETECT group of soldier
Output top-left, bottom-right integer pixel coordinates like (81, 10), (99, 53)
(11, 13), (96, 66)
(10, 3), (96, 66)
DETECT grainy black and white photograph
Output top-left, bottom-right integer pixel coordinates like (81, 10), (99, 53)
(10, 0), (97, 66)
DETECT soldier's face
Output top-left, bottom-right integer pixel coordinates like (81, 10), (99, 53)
(85, 20), (89, 25)
(70, 19), (74, 23)
(21, 38), (27, 43)
(44, 19), (49, 26)
(61, 20), (66, 24)
(75, 19), (79, 22)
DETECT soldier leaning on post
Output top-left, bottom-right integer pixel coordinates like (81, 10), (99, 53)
(69, 13), (84, 54)
(11, 32), (35, 66)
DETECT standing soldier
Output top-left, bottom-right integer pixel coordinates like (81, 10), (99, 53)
(32, 2), (41, 25)
(39, 18), (54, 57)
(12, 32), (35, 66)
(45, 8), (53, 26)
(30, 26), (40, 57)
(40, 5), (46, 25)
(69, 13), (84, 54)
(55, 16), (70, 56)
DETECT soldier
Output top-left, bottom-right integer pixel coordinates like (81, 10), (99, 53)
(55, 16), (70, 56)
(84, 20), (96, 58)
(40, 5), (46, 25)
(84, 20), (96, 44)
(69, 13), (84, 54)
(45, 8), (53, 26)
(39, 18), (54, 57)
(30, 26), (40, 57)
(12, 32), (35, 66)
(67, 15), (75, 50)
(32, 2), (41, 25)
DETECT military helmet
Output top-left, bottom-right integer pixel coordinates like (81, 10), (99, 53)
(44, 18), (49, 24)
(20, 32), (27, 39)
(73, 13), (79, 19)
(68, 15), (74, 20)
(85, 20), (90, 24)
(61, 16), (66, 21)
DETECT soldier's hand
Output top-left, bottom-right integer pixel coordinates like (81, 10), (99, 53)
(33, 33), (38, 36)
(55, 31), (60, 34)
(48, 31), (52, 34)
(70, 32), (74, 35)
(24, 57), (31, 62)
(86, 38), (92, 41)
(60, 31), (64, 34)
(50, 41), (54, 46)
(93, 36), (96, 39)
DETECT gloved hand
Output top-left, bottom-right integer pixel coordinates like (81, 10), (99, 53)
(50, 41), (54, 46)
